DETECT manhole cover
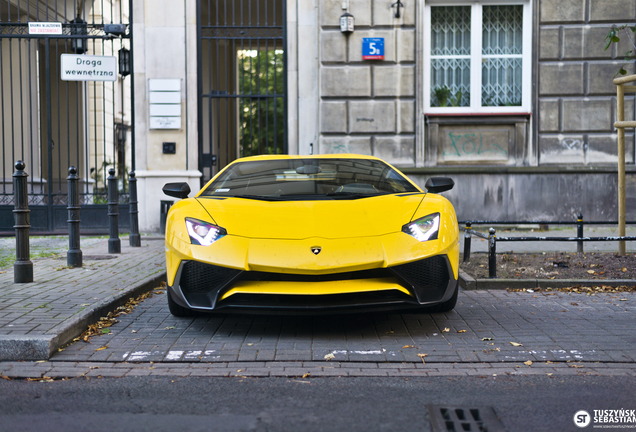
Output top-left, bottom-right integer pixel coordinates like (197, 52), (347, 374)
(427, 405), (506, 432)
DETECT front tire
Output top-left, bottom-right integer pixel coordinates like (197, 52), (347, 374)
(429, 284), (458, 313)
(167, 288), (195, 317)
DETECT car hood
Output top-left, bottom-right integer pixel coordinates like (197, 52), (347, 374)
(195, 194), (425, 240)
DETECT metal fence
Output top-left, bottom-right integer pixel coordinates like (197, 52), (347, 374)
(0, 0), (133, 232)
(198, 0), (287, 184)
(462, 215), (636, 278)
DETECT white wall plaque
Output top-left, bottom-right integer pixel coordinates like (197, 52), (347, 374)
(28, 22), (62, 35)
(149, 79), (181, 130)
(60, 54), (117, 81)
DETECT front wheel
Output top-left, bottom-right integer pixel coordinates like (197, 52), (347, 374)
(167, 288), (195, 317)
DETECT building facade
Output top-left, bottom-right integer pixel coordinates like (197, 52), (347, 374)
(1, 0), (634, 232)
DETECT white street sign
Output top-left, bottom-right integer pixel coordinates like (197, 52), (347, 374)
(60, 54), (117, 82)
(28, 22), (62, 35)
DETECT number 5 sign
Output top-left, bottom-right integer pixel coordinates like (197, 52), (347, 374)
(362, 38), (384, 60)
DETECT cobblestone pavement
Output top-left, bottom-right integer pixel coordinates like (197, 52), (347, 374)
(47, 288), (636, 367)
(0, 237), (165, 360)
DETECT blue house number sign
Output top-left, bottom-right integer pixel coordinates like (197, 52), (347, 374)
(362, 38), (384, 60)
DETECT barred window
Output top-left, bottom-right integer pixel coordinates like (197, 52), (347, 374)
(425, 1), (531, 114)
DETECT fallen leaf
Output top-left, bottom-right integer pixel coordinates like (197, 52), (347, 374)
(524, 360), (533, 366)
(587, 270), (596, 275)
(417, 353), (427, 364)
(402, 345), (415, 349)
(324, 353), (335, 361)
(620, 299), (628, 301)
(442, 328), (450, 333)
(101, 328), (110, 334)
(481, 337), (494, 341)
(164, 326), (176, 330)
(457, 330), (467, 333)
(509, 342), (523, 347)
(622, 268), (627, 272)
(95, 346), (108, 351)
(131, 330), (137, 333)
(302, 373), (311, 378)
(547, 373), (553, 376)
(571, 303), (579, 306)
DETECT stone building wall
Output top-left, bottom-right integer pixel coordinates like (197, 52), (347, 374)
(537, 0), (636, 165)
(317, 0), (418, 167)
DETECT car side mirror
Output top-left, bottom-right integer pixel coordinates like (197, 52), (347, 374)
(425, 177), (454, 194)
(163, 182), (191, 199)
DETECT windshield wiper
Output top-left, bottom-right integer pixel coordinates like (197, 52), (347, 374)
(325, 191), (382, 199)
(230, 194), (283, 201)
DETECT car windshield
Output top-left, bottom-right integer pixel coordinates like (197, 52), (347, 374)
(199, 158), (420, 201)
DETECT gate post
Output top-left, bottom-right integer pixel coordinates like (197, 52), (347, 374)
(13, 161), (33, 283)
(128, 171), (141, 247)
(463, 221), (472, 263)
(488, 227), (497, 278)
(576, 213), (584, 254)
(107, 168), (121, 254)
(67, 166), (82, 267)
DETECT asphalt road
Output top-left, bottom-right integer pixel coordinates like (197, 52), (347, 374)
(1, 375), (634, 432)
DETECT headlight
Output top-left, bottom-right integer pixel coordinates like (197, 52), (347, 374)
(402, 213), (440, 242)
(185, 218), (227, 246)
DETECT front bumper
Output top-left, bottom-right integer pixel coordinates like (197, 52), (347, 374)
(168, 254), (458, 313)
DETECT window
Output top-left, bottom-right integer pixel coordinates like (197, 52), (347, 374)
(424, 1), (532, 114)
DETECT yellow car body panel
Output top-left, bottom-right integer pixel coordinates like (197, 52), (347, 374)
(219, 279), (412, 300)
(164, 154), (459, 313)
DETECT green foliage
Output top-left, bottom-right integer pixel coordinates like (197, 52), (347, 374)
(604, 25), (636, 76)
(433, 86), (452, 107)
(238, 49), (285, 157)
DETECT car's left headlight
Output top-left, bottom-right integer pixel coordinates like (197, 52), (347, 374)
(402, 213), (440, 242)
(185, 218), (227, 246)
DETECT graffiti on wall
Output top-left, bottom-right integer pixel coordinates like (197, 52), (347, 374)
(439, 128), (511, 162)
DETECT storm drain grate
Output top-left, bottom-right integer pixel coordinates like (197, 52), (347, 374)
(427, 405), (506, 432)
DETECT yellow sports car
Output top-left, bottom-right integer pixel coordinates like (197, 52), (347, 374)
(162, 155), (459, 316)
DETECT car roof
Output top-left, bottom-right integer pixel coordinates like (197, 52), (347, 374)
(232, 154), (384, 163)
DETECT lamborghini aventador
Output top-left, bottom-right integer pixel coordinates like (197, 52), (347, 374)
(162, 155), (459, 316)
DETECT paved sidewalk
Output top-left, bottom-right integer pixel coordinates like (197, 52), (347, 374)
(0, 236), (166, 361)
(49, 288), (636, 365)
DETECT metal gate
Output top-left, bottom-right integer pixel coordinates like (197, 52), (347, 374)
(0, 0), (133, 232)
(198, 0), (286, 182)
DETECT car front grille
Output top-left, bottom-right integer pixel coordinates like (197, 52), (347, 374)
(180, 261), (241, 294)
(390, 256), (451, 303)
(177, 255), (453, 308)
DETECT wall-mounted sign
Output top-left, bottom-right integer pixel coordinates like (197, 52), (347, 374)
(60, 54), (117, 81)
(149, 79), (182, 130)
(28, 22), (62, 35)
(362, 38), (384, 60)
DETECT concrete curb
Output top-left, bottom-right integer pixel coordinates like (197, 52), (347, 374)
(0, 271), (166, 361)
(459, 271), (636, 290)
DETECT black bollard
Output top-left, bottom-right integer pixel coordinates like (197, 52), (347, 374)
(13, 161), (33, 283)
(577, 213), (584, 254)
(107, 168), (121, 253)
(488, 227), (497, 278)
(128, 171), (141, 247)
(463, 221), (472, 263)
(67, 166), (82, 267)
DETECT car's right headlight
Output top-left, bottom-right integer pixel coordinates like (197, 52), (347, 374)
(402, 213), (440, 242)
(185, 218), (227, 246)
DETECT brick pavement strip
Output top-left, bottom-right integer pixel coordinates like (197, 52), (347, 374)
(0, 237), (166, 361)
(0, 361), (635, 378)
